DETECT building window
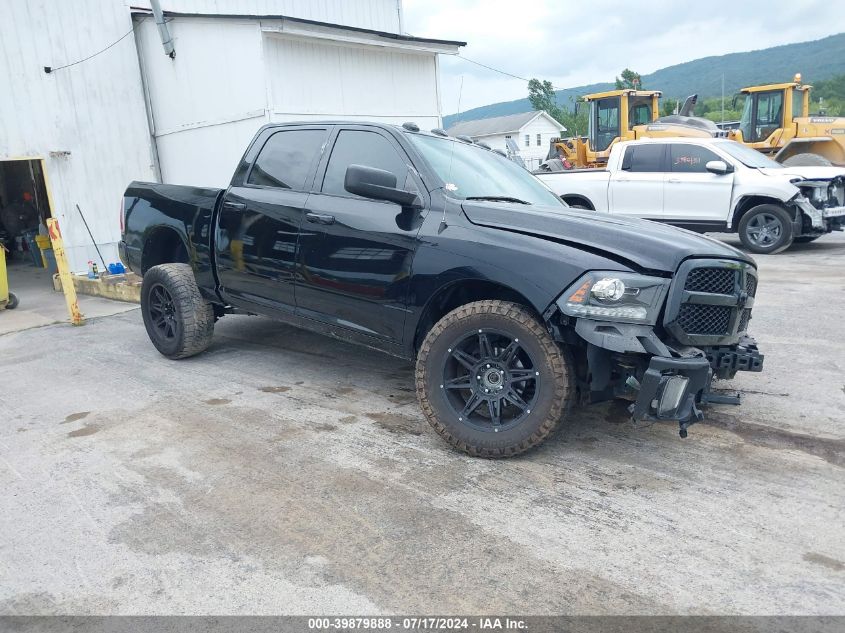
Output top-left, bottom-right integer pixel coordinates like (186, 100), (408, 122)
(537, 133), (542, 146)
(524, 134), (530, 147)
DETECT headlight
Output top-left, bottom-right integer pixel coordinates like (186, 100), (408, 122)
(558, 271), (670, 325)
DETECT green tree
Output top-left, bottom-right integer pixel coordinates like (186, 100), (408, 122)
(528, 78), (565, 123)
(615, 68), (643, 90)
(527, 79), (588, 137)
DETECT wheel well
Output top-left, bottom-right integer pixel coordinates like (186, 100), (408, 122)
(141, 227), (189, 273)
(413, 280), (539, 353)
(561, 195), (594, 210)
(731, 196), (790, 230)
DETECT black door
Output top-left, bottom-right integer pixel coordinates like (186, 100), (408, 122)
(296, 127), (425, 345)
(216, 127), (328, 313)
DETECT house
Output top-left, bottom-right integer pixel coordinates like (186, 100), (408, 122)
(0, 0), (464, 274)
(446, 111), (565, 170)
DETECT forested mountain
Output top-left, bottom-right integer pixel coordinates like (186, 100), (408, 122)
(444, 32), (845, 128)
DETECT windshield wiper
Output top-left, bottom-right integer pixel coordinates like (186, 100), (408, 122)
(465, 195), (531, 205)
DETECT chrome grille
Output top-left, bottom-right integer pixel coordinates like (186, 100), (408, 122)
(677, 304), (732, 335)
(685, 267), (736, 294)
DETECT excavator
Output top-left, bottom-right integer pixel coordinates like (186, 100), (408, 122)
(542, 74), (845, 170)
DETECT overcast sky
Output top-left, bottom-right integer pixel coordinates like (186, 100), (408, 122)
(402, 0), (844, 114)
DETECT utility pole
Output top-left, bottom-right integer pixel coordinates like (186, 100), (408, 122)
(721, 74), (725, 125)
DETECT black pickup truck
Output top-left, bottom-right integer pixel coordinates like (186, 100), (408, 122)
(121, 121), (764, 457)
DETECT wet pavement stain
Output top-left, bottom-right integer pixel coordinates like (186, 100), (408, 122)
(339, 415), (357, 424)
(204, 398), (231, 405)
(67, 425), (99, 438)
(365, 412), (425, 436)
(259, 386), (291, 394)
(62, 412), (90, 424)
(803, 552), (844, 571)
(314, 423), (337, 432)
(706, 412), (845, 467)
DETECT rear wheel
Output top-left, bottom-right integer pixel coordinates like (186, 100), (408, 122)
(6, 292), (18, 309)
(141, 263), (214, 359)
(782, 153), (833, 167)
(416, 300), (573, 457)
(738, 204), (794, 254)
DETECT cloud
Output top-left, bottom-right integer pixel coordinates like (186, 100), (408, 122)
(402, 0), (842, 113)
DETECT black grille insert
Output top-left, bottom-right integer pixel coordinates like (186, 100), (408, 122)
(685, 267), (736, 294)
(677, 304), (732, 335)
(738, 308), (752, 333)
(745, 274), (758, 298)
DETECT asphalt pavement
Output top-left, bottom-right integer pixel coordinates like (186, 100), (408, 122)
(1, 233), (843, 615)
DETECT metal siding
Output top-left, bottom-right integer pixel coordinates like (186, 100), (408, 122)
(266, 35), (439, 119)
(130, 0), (401, 33)
(0, 0), (156, 273)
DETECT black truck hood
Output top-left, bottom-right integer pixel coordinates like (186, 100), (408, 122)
(461, 202), (753, 272)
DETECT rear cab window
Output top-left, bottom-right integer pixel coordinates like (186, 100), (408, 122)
(621, 144), (665, 172)
(247, 128), (327, 190)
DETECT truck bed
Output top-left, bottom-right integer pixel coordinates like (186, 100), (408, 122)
(122, 181), (223, 298)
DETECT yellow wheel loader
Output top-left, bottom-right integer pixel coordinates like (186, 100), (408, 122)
(545, 89), (720, 170)
(542, 74), (845, 171)
(728, 74), (845, 167)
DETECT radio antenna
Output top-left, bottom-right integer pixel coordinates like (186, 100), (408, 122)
(439, 75), (464, 233)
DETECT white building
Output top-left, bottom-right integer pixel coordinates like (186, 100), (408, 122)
(0, 0), (463, 273)
(446, 111), (565, 170)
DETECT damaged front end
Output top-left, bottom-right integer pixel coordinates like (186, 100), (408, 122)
(791, 175), (845, 235)
(550, 259), (765, 437)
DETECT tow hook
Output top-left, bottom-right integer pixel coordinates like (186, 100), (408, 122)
(678, 407), (704, 438)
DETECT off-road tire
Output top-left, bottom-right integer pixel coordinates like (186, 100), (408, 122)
(6, 292), (18, 309)
(782, 153), (833, 167)
(141, 263), (214, 359)
(416, 300), (573, 458)
(738, 204), (794, 254)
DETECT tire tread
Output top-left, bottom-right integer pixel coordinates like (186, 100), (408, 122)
(415, 300), (573, 458)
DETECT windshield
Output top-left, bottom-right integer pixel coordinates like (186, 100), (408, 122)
(717, 140), (783, 169)
(408, 133), (564, 206)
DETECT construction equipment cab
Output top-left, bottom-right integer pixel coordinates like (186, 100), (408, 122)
(730, 73), (845, 167)
(548, 90), (717, 170)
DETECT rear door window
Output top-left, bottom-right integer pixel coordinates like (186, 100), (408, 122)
(247, 129), (327, 190)
(322, 130), (409, 197)
(669, 144), (721, 173)
(621, 144), (665, 172)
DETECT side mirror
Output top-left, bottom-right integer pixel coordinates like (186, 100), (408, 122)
(344, 164), (422, 209)
(705, 160), (733, 175)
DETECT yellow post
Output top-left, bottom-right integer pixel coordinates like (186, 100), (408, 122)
(46, 218), (84, 326)
(0, 244), (9, 306)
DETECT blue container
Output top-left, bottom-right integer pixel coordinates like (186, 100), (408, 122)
(108, 262), (126, 274)
(44, 249), (58, 275)
(22, 231), (41, 267)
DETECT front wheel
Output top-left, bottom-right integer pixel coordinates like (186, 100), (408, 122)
(738, 204), (794, 254)
(416, 300), (573, 457)
(6, 292), (18, 309)
(141, 263), (215, 359)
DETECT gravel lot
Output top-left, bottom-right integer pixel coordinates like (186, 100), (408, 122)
(1, 234), (843, 615)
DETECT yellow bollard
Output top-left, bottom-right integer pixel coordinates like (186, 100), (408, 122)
(0, 243), (9, 306)
(46, 219), (84, 326)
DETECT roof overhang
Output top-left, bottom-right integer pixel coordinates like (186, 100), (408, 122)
(130, 8), (465, 54)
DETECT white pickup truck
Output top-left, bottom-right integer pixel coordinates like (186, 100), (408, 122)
(536, 137), (845, 254)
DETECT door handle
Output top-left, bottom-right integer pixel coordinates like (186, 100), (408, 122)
(306, 212), (335, 225)
(667, 178), (682, 184)
(222, 201), (246, 211)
